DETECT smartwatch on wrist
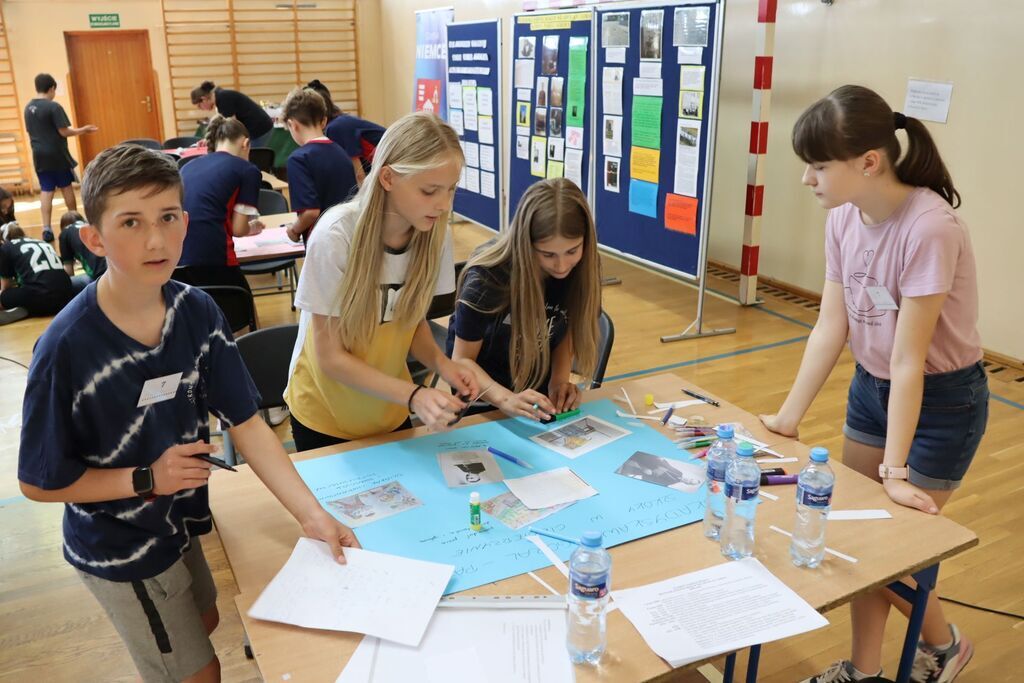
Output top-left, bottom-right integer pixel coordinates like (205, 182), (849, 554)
(878, 464), (909, 481)
(133, 466), (155, 499)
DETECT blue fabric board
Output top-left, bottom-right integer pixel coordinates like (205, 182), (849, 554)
(593, 2), (720, 278)
(295, 399), (706, 594)
(447, 20), (503, 231)
(507, 10), (594, 223)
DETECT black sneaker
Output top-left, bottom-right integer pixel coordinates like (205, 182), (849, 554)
(42, 228), (54, 242)
(0, 307), (28, 325)
(911, 624), (973, 683)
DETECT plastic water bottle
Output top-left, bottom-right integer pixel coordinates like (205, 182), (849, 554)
(791, 447), (835, 568)
(703, 424), (737, 540)
(721, 442), (760, 560)
(567, 531), (611, 664)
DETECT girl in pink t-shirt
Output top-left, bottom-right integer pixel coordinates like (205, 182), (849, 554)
(761, 85), (988, 683)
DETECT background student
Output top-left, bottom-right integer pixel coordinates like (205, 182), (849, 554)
(190, 80), (274, 148)
(447, 178), (602, 419)
(0, 221), (73, 325)
(24, 73), (98, 242)
(279, 87), (357, 243)
(308, 80), (386, 186)
(18, 144), (359, 683)
(0, 186), (16, 224)
(284, 111), (477, 452)
(58, 210), (106, 293)
(175, 115), (264, 291)
(759, 85), (987, 683)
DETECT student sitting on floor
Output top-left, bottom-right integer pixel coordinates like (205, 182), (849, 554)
(0, 221), (74, 325)
(18, 144), (359, 683)
(58, 210), (106, 293)
(284, 112), (477, 452)
(447, 178), (602, 420)
(760, 85), (987, 683)
(307, 80), (386, 187)
(280, 87), (357, 243)
(175, 115), (264, 291)
(0, 186), (16, 225)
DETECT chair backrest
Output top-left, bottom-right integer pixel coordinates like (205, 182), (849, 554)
(249, 146), (275, 173)
(164, 136), (200, 148)
(574, 309), (614, 389)
(177, 155), (199, 170)
(122, 138), (162, 150)
(424, 260), (467, 320)
(236, 324), (298, 410)
(258, 189), (289, 215)
(196, 285), (257, 334)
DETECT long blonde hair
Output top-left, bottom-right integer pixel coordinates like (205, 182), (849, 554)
(331, 112), (464, 354)
(459, 178), (601, 391)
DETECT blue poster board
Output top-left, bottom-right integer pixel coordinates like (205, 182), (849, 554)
(446, 20), (504, 232)
(412, 7), (454, 117)
(507, 9), (595, 222)
(295, 400), (706, 595)
(593, 1), (722, 279)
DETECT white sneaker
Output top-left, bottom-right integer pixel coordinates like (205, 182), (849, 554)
(267, 406), (290, 426)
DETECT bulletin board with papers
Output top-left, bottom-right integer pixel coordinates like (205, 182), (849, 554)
(507, 9), (595, 221)
(446, 20), (504, 231)
(593, 0), (723, 280)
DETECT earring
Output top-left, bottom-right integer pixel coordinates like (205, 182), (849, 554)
(863, 172), (870, 177)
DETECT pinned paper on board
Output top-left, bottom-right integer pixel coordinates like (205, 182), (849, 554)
(680, 90), (703, 119)
(602, 12), (630, 48)
(630, 146), (660, 184)
(632, 96), (663, 149)
(674, 119), (701, 197)
(665, 193), (698, 235)
(629, 179), (658, 218)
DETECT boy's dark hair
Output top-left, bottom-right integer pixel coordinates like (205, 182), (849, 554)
(190, 80), (216, 105)
(306, 79), (342, 119)
(204, 114), (249, 150)
(60, 210), (86, 230)
(281, 87), (327, 128)
(792, 84), (960, 208)
(34, 73), (57, 94)
(82, 145), (183, 229)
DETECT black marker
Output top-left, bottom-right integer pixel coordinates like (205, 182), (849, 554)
(195, 453), (237, 472)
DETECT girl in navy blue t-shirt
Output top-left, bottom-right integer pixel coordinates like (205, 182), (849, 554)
(307, 80), (386, 186)
(280, 87), (357, 242)
(447, 179), (603, 419)
(176, 115), (264, 291)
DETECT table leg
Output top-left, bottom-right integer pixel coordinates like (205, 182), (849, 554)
(887, 563), (940, 683)
(746, 644), (761, 683)
(723, 652), (736, 683)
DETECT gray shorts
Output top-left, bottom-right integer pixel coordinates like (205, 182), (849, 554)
(77, 542), (218, 682)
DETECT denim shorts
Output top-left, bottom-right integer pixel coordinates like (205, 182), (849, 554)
(844, 361), (989, 490)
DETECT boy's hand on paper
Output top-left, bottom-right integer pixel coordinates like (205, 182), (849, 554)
(758, 414), (799, 439)
(247, 219), (265, 236)
(411, 387), (464, 432)
(438, 358), (478, 399)
(151, 441), (216, 495)
(499, 389), (555, 421)
(548, 381), (581, 412)
(285, 224), (302, 242)
(302, 508), (361, 564)
(883, 479), (939, 515)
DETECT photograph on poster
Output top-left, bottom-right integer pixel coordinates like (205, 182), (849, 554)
(531, 137), (546, 176)
(605, 157), (621, 193)
(542, 35), (560, 75)
(550, 77), (565, 108)
(548, 137), (564, 161)
(602, 12), (630, 48)
(680, 90), (703, 119)
(536, 77), (548, 107)
(518, 35), (536, 58)
(640, 9), (664, 61)
(517, 101), (531, 127)
(603, 114), (622, 157)
(549, 107), (564, 137)
(516, 135), (529, 159)
(534, 107), (547, 135)
(674, 6), (710, 47)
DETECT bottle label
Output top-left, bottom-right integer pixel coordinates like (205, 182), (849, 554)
(797, 485), (833, 508)
(725, 482), (759, 500)
(570, 571), (608, 599)
(707, 461), (727, 482)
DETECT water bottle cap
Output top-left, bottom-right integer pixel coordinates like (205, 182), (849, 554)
(470, 492), (480, 502)
(580, 531), (603, 547)
(809, 447), (829, 462)
(736, 442), (755, 457)
(716, 424), (734, 438)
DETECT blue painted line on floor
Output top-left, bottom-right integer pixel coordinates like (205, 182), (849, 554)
(0, 494), (26, 506)
(992, 393), (1024, 411)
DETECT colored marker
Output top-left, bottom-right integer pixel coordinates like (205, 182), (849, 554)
(470, 492), (482, 531)
(763, 475), (798, 486)
(682, 388), (720, 407)
(529, 527), (579, 545)
(487, 446), (535, 470)
(661, 406), (675, 425)
(195, 453), (237, 472)
(554, 408), (581, 421)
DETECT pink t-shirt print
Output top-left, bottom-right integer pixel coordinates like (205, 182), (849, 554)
(824, 187), (982, 380)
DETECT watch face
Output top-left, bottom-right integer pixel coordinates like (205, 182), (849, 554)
(133, 467), (154, 495)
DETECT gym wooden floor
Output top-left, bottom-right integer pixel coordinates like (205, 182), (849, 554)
(0, 195), (1020, 682)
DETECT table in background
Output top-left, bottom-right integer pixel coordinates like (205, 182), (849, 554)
(232, 214), (302, 265)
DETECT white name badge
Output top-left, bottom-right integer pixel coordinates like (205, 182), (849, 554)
(865, 286), (899, 311)
(137, 372), (183, 407)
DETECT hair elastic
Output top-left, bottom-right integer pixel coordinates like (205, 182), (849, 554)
(893, 112), (908, 130)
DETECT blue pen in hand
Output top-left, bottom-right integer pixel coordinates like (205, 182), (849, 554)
(487, 446), (535, 470)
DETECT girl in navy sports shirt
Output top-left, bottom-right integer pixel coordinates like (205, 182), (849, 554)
(307, 80), (386, 187)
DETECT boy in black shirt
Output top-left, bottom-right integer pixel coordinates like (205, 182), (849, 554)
(0, 221), (73, 324)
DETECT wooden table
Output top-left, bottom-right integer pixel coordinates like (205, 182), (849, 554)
(208, 374), (977, 683)
(232, 213), (303, 265)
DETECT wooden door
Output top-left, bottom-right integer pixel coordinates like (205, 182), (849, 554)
(65, 30), (162, 165)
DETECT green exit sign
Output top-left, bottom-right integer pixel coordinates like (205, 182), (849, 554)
(89, 13), (120, 29)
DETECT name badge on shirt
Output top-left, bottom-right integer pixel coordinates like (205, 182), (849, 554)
(865, 286), (899, 311)
(137, 372), (183, 407)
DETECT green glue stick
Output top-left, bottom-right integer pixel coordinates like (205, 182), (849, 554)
(470, 492), (482, 532)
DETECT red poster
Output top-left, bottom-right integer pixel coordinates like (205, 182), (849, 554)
(415, 79), (442, 114)
(665, 194), (698, 235)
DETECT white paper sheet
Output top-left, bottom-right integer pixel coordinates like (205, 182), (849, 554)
(606, 46), (627, 64)
(904, 78), (953, 123)
(633, 78), (664, 97)
(674, 118), (701, 196)
(516, 135), (530, 160)
(480, 171), (495, 198)
(466, 168), (480, 194)
(505, 467), (597, 509)
(464, 141), (480, 168)
(613, 558), (828, 668)
(337, 609), (573, 683)
(479, 145), (495, 172)
(564, 148), (584, 188)
(654, 399), (704, 410)
(478, 116), (494, 145)
(447, 83), (463, 109)
(828, 509), (893, 521)
(639, 62), (662, 79)
(476, 87), (493, 116)
(249, 539), (453, 647)
(462, 85), (478, 131)
(677, 46), (703, 64)
(448, 109), (465, 136)
(514, 59), (535, 89)
(602, 67), (624, 116)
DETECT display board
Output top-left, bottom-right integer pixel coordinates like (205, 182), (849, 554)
(593, 0), (723, 278)
(507, 9), (595, 221)
(413, 7), (454, 116)
(446, 20), (504, 231)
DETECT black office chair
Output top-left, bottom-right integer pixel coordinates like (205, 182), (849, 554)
(164, 136), (200, 148)
(574, 309), (615, 389)
(177, 155), (199, 169)
(249, 146), (275, 173)
(123, 138), (162, 150)
(257, 189), (289, 215)
(221, 323), (299, 465)
(241, 190), (298, 308)
(196, 285), (258, 334)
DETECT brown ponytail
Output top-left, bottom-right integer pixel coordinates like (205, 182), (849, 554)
(204, 114), (249, 151)
(792, 85), (960, 207)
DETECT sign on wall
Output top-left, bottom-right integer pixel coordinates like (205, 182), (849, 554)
(89, 13), (120, 29)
